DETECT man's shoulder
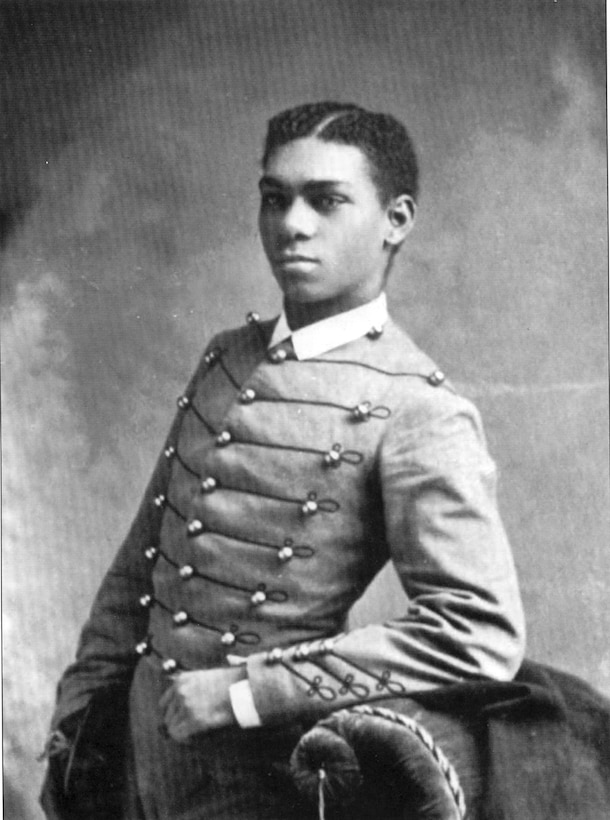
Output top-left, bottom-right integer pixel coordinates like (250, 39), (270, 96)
(207, 315), (277, 350)
(380, 317), (437, 369)
(364, 318), (481, 428)
(188, 315), (276, 380)
(329, 315), (440, 377)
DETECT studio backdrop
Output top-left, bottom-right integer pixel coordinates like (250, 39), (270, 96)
(1, 2), (607, 818)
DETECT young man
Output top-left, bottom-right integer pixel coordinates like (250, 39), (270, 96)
(42, 102), (525, 819)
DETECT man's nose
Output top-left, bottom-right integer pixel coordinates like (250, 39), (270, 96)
(280, 198), (316, 239)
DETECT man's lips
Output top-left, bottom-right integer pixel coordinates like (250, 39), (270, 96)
(274, 253), (319, 264)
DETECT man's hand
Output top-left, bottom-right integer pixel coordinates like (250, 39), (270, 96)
(159, 666), (247, 742)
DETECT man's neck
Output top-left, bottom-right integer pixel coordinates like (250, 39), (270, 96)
(284, 291), (384, 331)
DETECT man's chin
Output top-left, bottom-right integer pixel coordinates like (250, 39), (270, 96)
(280, 287), (327, 305)
(274, 276), (323, 304)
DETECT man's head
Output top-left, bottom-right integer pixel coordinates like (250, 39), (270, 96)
(262, 102), (419, 206)
(258, 102), (418, 328)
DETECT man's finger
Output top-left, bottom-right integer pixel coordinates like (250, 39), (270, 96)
(166, 715), (195, 743)
(158, 675), (181, 713)
(159, 687), (185, 730)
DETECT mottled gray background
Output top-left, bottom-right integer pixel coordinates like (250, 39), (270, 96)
(1, 1), (608, 817)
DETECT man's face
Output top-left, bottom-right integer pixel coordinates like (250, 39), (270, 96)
(258, 137), (393, 317)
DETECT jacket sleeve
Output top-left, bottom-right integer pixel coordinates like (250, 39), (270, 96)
(245, 394), (526, 725)
(49, 347), (215, 730)
(49, 444), (170, 729)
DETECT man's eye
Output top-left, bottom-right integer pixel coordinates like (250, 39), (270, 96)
(314, 195), (344, 212)
(261, 192), (285, 209)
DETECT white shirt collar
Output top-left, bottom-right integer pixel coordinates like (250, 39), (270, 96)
(269, 293), (388, 360)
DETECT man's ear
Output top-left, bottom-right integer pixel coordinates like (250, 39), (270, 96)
(384, 195), (416, 249)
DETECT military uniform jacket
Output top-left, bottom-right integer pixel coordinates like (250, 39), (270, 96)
(51, 313), (525, 734)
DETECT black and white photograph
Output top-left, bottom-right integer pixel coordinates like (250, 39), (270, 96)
(2, 1), (608, 818)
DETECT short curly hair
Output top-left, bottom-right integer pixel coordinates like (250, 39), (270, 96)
(262, 101), (419, 204)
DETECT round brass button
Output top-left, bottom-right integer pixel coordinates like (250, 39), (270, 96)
(301, 499), (318, 516)
(427, 369), (445, 387)
(324, 449), (341, 467)
(201, 477), (217, 493)
(352, 402), (371, 421)
(269, 348), (287, 364)
(239, 388), (256, 404)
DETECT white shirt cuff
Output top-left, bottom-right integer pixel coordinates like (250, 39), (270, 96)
(229, 679), (263, 728)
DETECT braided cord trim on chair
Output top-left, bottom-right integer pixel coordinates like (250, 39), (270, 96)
(346, 704), (467, 819)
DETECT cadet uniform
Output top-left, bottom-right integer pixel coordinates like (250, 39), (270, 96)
(48, 294), (525, 819)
